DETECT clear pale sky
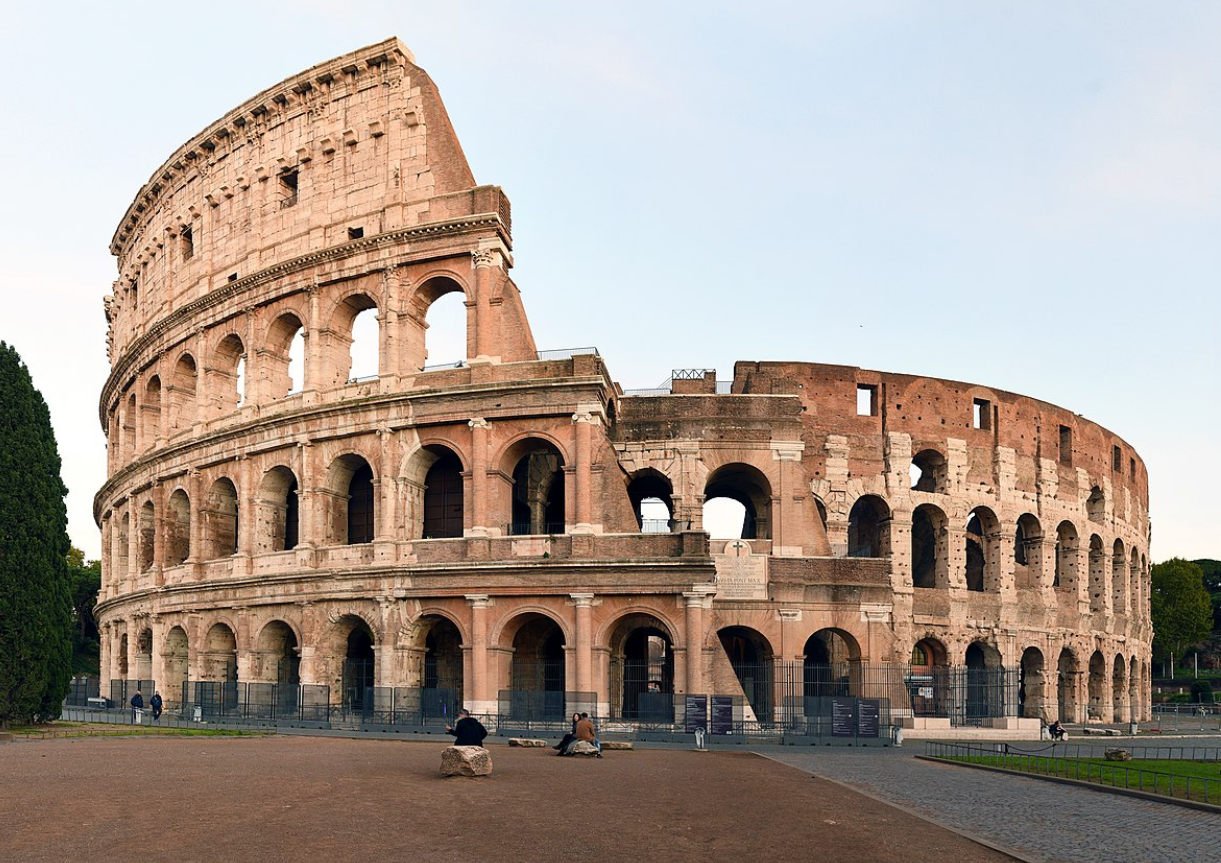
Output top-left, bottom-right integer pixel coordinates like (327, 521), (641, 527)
(1, 1), (1217, 562)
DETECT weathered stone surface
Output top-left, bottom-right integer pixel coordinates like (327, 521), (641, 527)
(508, 738), (547, 747)
(601, 741), (633, 751)
(440, 746), (492, 777)
(1104, 748), (1132, 761)
(569, 741), (600, 757)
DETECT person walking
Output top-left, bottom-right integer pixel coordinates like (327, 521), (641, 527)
(446, 708), (488, 746)
(150, 691), (164, 721)
(576, 712), (602, 757)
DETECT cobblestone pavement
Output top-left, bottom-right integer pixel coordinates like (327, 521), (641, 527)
(758, 741), (1221, 863)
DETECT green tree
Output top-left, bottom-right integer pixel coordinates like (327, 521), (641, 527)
(0, 342), (73, 728)
(1150, 558), (1213, 679)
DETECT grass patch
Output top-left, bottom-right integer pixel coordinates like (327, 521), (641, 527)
(946, 753), (1221, 804)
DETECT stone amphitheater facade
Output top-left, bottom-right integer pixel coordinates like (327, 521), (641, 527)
(95, 38), (1151, 729)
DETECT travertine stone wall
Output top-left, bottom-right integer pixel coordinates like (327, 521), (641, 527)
(96, 39), (1151, 726)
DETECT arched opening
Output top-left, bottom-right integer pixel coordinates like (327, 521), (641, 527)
(508, 441), (565, 535)
(910, 449), (947, 493)
(802, 629), (860, 698)
(323, 455), (376, 546)
(138, 501), (155, 571)
(908, 637), (949, 717)
(422, 446), (465, 539)
(422, 288), (468, 368)
(166, 489), (190, 566)
(421, 617), (464, 717)
(264, 313), (305, 399)
(169, 353), (197, 432)
(342, 619), (377, 711)
(608, 614), (675, 721)
(965, 642), (1004, 722)
(203, 478), (239, 559)
(164, 626), (189, 707)
(911, 504), (946, 588)
(1112, 538), (1128, 614)
(847, 495), (890, 558)
(1088, 650), (1106, 721)
(1055, 521), (1078, 590)
(142, 376), (161, 447)
(1112, 654), (1127, 722)
(348, 305), (380, 382)
(1057, 648), (1078, 723)
(213, 333), (246, 414)
(256, 466), (299, 554)
(1019, 647), (1045, 719)
(1088, 535), (1106, 612)
(717, 626), (774, 723)
(627, 470), (674, 533)
(507, 614), (567, 720)
(1014, 514), (1042, 590)
(965, 507), (999, 592)
(704, 463), (772, 540)
(1086, 486), (1105, 524)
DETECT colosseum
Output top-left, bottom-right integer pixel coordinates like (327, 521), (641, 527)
(94, 38), (1151, 739)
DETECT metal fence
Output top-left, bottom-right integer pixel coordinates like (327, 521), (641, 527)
(924, 741), (1221, 807)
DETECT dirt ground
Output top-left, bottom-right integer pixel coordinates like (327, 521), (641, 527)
(0, 735), (1014, 862)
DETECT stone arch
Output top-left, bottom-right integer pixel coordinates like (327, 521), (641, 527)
(911, 503), (948, 588)
(607, 612), (676, 720)
(704, 462), (773, 540)
(847, 494), (890, 558)
(142, 375), (161, 447)
(626, 468), (675, 533)
(323, 453), (376, 545)
(1013, 513), (1043, 590)
(211, 332), (246, 414)
(163, 625), (189, 705)
(802, 628), (862, 698)
(1112, 538), (1128, 614)
(263, 311), (306, 399)
(168, 352), (197, 432)
(1054, 520), (1078, 590)
(1019, 646), (1045, 719)
(1088, 649), (1106, 721)
(1088, 535), (1106, 612)
(255, 465), (299, 554)
(166, 488), (191, 566)
(500, 437), (566, 536)
(965, 505), (1000, 592)
(1112, 653), (1128, 722)
(910, 448), (947, 493)
(202, 477), (239, 560)
(1057, 647), (1079, 723)
(716, 625), (775, 722)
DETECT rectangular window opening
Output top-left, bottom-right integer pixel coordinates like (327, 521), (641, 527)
(347, 226), (364, 240)
(856, 384), (878, 417)
(1112, 444), (1122, 471)
(1059, 425), (1073, 465)
(973, 398), (991, 430)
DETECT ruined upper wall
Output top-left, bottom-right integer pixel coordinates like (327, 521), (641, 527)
(103, 38), (505, 366)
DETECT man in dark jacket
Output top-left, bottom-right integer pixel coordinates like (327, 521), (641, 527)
(446, 708), (488, 746)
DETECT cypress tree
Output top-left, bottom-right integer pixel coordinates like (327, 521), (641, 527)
(0, 341), (73, 728)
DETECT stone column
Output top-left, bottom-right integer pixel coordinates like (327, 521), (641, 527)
(468, 418), (490, 536)
(571, 593), (594, 696)
(466, 594), (493, 713)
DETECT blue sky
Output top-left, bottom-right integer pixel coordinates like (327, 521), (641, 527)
(1, 1), (1216, 560)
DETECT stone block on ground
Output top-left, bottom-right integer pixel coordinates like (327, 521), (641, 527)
(569, 740), (600, 757)
(1104, 748), (1132, 761)
(440, 745), (493, 776)
(601, 741), (633, 750)
(508, 738), (547, 747)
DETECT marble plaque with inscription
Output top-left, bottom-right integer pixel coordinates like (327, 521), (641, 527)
(713, 540), (768, 600)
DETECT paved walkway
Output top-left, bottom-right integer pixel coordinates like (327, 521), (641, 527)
(759, 742), (1221, 862)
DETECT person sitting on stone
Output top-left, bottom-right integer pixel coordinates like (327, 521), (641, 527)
(446, 708), (488, 747)
(575, 712), (602, 758)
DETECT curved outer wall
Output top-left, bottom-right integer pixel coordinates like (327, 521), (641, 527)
(96, 39), (1151, 729)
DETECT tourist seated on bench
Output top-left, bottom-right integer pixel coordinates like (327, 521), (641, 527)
(1048, 720), (1067, 741)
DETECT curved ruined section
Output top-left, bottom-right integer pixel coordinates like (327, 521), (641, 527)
(95, 40), (1151, 732)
